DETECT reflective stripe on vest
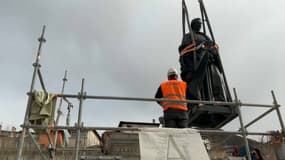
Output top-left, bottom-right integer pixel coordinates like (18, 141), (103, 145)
(160, 80), (187, 111)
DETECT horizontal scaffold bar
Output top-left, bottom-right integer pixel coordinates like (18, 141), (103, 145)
(27, 92), (276, 108)
(24, 125), (274, 136)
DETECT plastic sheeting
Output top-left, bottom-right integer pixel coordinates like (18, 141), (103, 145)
(139, 128), (209, 160)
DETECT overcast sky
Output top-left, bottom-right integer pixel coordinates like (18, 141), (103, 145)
(0, 0), (284, 134)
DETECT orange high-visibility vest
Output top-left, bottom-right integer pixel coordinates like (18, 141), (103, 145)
(160, 80), (187, 111)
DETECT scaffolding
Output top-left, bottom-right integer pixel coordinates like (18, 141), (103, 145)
(16, 26), (285, 160)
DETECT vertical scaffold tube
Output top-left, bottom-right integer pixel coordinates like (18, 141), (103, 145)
(74, 79), (85, 160)
(234, 88), (252, 160)
(272, 90), (285, 136)
(17, 25), (46, 160)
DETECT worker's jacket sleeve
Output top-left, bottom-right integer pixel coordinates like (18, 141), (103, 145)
(154, 86), (163, 105)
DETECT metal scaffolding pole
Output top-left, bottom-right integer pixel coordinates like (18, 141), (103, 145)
(198, 0), (233, 102)
(27, 131), (48, 160)
(53, 70), (68, 158)
(243, 107), (275, 129)
(182, 0), (198, 69)
(24, 124), (274, 136)
(234, 88), (252, 160)
(26, 92), (275, 108)
(198, 0), (215, 43)
(17, 25), (46, 160)
(74, 79), (85, 160)
(199, 0), (206, 34)
(272, 90), (285, 136)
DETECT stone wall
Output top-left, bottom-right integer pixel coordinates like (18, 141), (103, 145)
(0, 135), (102, 160)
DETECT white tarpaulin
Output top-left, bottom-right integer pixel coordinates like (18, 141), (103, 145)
(139, 128), (210, 160)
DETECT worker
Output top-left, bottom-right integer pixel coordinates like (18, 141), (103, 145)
(155, 68), (190, 128)
(178, 17), (223, 101)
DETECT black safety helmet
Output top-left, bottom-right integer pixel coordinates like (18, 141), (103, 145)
(191, 18), (202, 32)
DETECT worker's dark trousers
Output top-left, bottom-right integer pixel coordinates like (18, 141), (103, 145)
(163, 109), (188, 128)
